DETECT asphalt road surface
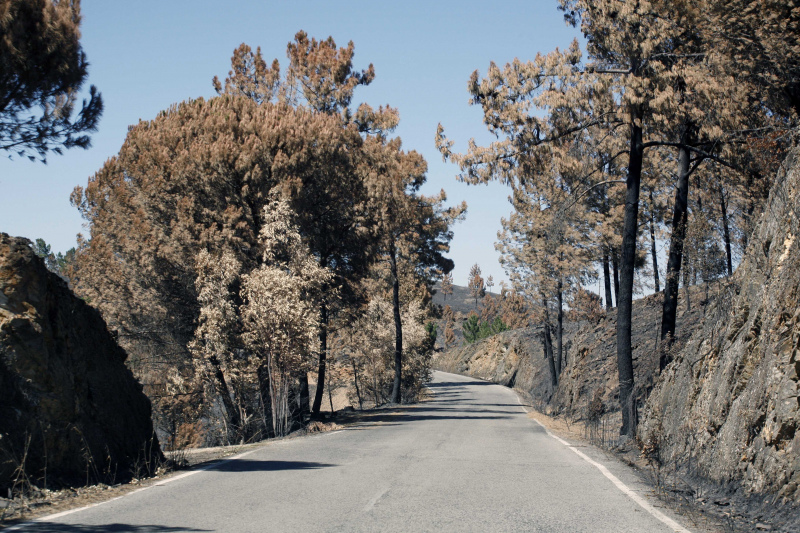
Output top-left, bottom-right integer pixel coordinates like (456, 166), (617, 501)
(20, 371), (695, 532)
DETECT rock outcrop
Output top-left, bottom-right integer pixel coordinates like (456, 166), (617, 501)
(0, 234), (162, 490)
(640, 148), (800, 508)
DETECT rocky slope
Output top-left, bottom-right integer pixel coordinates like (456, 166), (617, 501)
(434, 284), (712, 419)
(639, 149), (800, 509)
(435, 149), (800, 528)
(0, 234), (162, 490)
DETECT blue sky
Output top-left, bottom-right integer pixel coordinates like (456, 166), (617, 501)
(0, 0), (582, 286)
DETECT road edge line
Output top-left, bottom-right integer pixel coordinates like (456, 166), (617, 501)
(4, 446), (262, 530)
(3, 424), (352, 530)
(506, 387), (692, 533)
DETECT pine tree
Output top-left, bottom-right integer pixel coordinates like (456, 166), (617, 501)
(705, 0), (800, 119)
(468, 264), (485, 308)
(213, 34), (395, 415)
(70, 95), (366, 437)
(440, 272), (454, 301)
(1, 0), (102, 161)
(364, 135), (464, 404)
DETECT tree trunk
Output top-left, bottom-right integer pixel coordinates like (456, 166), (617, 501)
(389, 241), (404, 404)
(351, 358), (363, 410)
(541, 297), (557, 387)
(542, 326), (557, 389)
(373, 364), (380, 406)
(257, 364), (274, 438)
(612, 248), (620, 306)
(683, 260), (691, 313)
(327, 375), (335, 413)
(311, 303), (328, 414)
(741, 172), (758, 250)
(603, 249), (613, 309)
(719, 187), (733, 276)
(616, 120), (643, 438)
(299, 374), (310, 414)
(267, 357), (281, 437)
(649, 190), (660, 293)
(659, 137), (691, 370)
(208, 355), (241, 440)
(288, 373), (308, 431)
(556, 277), (563, 377)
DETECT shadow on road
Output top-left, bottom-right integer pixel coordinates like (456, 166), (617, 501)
(353, 412), (511, 425)
(210, 459), (336, 472)
(427, 380), (495, 388)
(397, 405), (522, 415)
(335, 377), (522, 430)
(11, 524), (210, 532)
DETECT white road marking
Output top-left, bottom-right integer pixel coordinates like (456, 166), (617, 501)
(506, 385), (693, 533)
(5, 429), (345, 530)
(363, 487), (390, 512)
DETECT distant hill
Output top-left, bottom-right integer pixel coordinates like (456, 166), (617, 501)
(431, 282), (491, 316)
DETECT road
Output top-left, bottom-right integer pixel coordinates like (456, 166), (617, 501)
(19, 371), (695, 532)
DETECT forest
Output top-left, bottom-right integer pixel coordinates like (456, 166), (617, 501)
(3, 0), (798, 458)
(437, 0), (798, 437)
(54, 33), (473, 446)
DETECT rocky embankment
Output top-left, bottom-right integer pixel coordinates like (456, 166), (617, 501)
(435, 149), (800, 528)
(640, 150), (800, 513)
(0, 234), (162, 490)
(434, 286), (711, 419)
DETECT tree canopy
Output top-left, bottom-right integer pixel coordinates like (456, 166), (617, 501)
(0, 0), (102, 161)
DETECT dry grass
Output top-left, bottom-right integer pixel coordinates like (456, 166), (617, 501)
(0, 439), (265, 526)
(526, 408), (588, 442)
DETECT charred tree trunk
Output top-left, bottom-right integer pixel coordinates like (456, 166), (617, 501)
(603, 249), (614, 309)
(299, 374), (310, 415)
(649, 190), (660, 293)
(612, 248), (620, 306)
(683, 259), (692, 313)
(351, 358), (363, 410)
(616, 119), (644, 438)
(311, 303), (328, 414)
(327, 376), (335, 413)
(390, 240), (404, 404)
(209, 355), (241, 440)
(543, 325), (557, 388)
(288, 373), (308, 430)
(556, 277), (563, 376)
(659, 136), (692, 370)
(541, 297), (557, 388)
(719, 187), (733, 276)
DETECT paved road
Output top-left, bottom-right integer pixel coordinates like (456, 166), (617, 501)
(22, 372), (694, 532)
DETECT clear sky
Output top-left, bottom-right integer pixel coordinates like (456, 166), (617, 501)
(0, 0), (582, 287)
